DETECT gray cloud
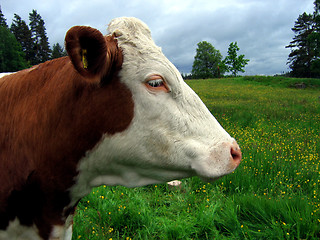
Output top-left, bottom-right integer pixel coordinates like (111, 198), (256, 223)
(1, 0), (315, 75)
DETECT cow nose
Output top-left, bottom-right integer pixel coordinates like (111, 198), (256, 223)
(230, 141), (242, 167)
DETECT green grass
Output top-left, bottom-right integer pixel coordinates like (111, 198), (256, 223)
(73, 76), (320, 239)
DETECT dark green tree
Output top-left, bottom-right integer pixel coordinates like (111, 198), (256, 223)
(223, 42), (249, 77)
(29, 10), (51, 65)
(309, 0), (320, 77)
(191, 41), (224, 79)
(10, 14), (33, 65)
(286, 12), (314, 77)
(0, 6), (8, 28)
(51, 43), (66, 59)
(0, 26), (28, 72)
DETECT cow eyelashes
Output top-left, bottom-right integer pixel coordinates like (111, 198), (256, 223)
(147, 79), (164, 88)
(145, 75), (170, 92)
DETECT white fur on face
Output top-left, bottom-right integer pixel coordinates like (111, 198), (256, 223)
(71, 17), (239, 202)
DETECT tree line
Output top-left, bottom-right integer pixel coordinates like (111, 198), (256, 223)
(0, 7), (66, 72)
(1, 2), (320, 77)
(189, 0), (320, 79)
(0, 5), (250, 77)
(286, 0), (320, 78)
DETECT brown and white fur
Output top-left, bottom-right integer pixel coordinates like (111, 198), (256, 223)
(0, 17), (241, 240)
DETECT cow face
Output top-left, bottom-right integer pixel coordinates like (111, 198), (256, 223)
(67, 18), (241, 200)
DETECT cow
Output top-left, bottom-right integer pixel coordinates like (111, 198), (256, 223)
(0, 17), (241, 240)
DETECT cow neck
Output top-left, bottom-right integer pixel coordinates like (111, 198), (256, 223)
(0, 56), (134, 238)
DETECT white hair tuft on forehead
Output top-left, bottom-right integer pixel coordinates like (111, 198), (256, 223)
(107, 17), (162, 65)
(108, 17), (152, 42)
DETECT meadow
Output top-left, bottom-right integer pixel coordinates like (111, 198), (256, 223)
(73, 76), (320, 239)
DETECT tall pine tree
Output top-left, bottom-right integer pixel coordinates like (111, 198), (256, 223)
(10, 14), (33, 65)
(29, 10), (51, 65)
(286, 13), (314, 77)
(286, 0), (320, 78)
(309, 0), (320, 76)
(0, 6), (8, 28)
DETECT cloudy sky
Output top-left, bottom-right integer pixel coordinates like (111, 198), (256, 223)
(1, 0), (315, 75)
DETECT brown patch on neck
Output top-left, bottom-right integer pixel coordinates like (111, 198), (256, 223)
(0, 53), (134, 238)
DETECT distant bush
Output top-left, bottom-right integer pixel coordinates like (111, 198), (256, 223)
(241, 76), (320, 89)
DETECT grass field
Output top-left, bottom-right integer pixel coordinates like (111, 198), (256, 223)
(72, 76), (320, 239)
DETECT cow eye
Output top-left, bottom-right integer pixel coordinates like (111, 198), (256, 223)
(145, 75), (169, 92)
(147, 79), (164, 88)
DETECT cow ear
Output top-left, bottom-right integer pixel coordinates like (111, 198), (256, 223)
(65, 26), (122, 81)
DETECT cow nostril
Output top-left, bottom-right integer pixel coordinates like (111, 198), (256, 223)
(230, 144), (242, 163)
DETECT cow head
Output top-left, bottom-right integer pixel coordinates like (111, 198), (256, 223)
(66, 17), (241, 201)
